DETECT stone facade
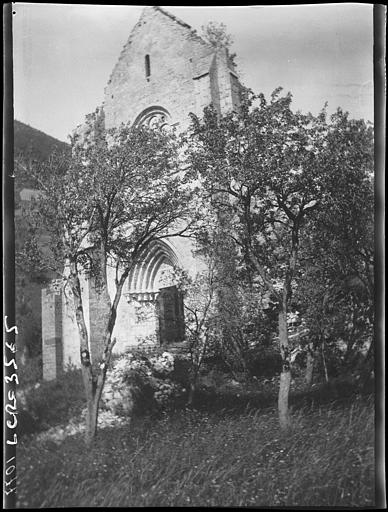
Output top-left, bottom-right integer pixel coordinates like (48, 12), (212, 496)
(103, 6), (239, 131)
(42, 6), (241, 379)
(42, 284), (63, 380)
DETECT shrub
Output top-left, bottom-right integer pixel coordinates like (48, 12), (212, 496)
(170, 354), (192, 388)
(246, 345), (282, 378)
(101, 350), (186, 416)
(17, 410), (39, 438)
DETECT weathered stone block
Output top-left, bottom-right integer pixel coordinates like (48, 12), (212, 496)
(42, 288), (63, 380)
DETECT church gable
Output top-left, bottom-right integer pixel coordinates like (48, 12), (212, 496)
(42, 7), (241, 379)
(103, 7), (237, 131)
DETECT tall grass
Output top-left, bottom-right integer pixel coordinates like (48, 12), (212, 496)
(17, 367), (85, 437)
(17, 395), (374, 507)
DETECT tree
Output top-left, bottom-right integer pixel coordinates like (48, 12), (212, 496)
(181, 192), (278, 385)
(315, 110), (374, 367)
(186, 88), (373, 428)
(19, 120), (193, 443)
(296, 109), (374, 385)
(170, 194), (232, 404)
(201, 21), (237, 67)
(201, 21), (234, 49)
(175, 265), (218, 405)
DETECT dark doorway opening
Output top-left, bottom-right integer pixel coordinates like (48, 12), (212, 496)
(157, 285), (184, 344)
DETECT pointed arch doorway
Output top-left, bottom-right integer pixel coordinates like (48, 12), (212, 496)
(157, 285), (185, 344)
(126, 240), (184, 345)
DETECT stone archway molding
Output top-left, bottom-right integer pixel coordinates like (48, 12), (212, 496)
(132, 106), (171, 129)
(125, 239), (180, 302)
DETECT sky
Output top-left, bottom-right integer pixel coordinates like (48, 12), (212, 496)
(13, 3), (374, 143)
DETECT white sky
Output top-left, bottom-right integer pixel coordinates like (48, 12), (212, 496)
(13, 3), (374, 143)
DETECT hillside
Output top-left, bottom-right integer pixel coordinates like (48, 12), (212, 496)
(14, 120), (70, 192)
(14, 120), (69, 361)
(14, 120), (70, 164)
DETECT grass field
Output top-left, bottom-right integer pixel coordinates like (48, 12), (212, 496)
(16, 393), (375, 508)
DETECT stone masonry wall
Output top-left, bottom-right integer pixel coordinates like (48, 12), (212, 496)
(103, 6), (238, 131)
(106, 236), (206, 352)
(42, 288), (63, 380)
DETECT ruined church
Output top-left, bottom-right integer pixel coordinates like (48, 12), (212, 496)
(42, 6), (241, 380)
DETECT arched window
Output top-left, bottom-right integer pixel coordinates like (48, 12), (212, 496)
(133, 106), (171, 131)
(145, 54), (151, 80)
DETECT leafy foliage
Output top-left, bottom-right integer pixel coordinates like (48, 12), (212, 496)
(19, 122), (191, 277)
(102, 350), (186, 415)
(201, 21), (234, 49)
(19, 118), (194, 442)
(200, 21), (237, 67)
(295, 109), (374, 380)
(186, 88), (327, 312)
(186, 87), (374, 424)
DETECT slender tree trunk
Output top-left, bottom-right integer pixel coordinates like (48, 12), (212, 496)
(69, 261), (97, 444)
(187, 381), (196, 406)
(363, 335), (374, 365)
(91, 245), (114, 366)
(86, 267), (128, 441)
(305, 342), (314, 387)
(278, 307), (291, 430)
(321, 339), (329, 383)
(344, 313), (357, 365)
(85, 394), (99, 444)
(358, 336), (374, 389)
(69, 258), (128, 445)
(187, 353), (200, 407)
(188, 330), (208, 406)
